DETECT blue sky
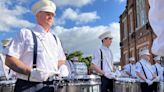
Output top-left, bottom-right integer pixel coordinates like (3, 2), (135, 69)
(0, 0), (126, 62)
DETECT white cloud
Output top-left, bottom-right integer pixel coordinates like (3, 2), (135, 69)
(118, 0), (126, 3)
(53, 22), (120, 62)
(56, 8), (100, 25)
(103, 0), (108, 2)
(0, 0), (34, 32)
(0, 0), (121, 62)
(54, 0), (94, 7)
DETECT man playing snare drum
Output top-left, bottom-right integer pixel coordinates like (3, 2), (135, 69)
(3, 0), (66, 92)
(91, 31), (115, 92)
(136, 49), (158, 92)
(152, 56), (163, 82)
(123, 57), (137, 78)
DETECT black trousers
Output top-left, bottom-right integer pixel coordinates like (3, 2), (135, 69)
(140, 82), (158, 92)
(14, 79), (54, 92)
(101, 76), (114, 92)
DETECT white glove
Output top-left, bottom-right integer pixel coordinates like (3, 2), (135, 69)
(153, 76), (160, 82)
(145, 79), (153, 86)
(105, 72), (115, 79)
(59, 64), (69, 77)
(30, 68), (50, 82)
(114, 70), (121, 77)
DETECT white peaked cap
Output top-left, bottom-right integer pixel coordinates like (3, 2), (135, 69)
(99, 31), (113, 40)
(139, 49), (150, 56)
(32, 0), (56, 15)
(129, 57), (135, 61)
(154, 56), (161, 61)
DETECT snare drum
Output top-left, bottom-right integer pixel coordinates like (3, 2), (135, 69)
(114, 78), (141, 92)
(158, 82), (164, 92)
(53, 78), (67, 92)
(0, 80), (16, 92)
(66, 79), (101, 92)
(56, 75), (101, 92)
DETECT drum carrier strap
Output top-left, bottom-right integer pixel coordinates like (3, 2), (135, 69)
(155, 65), (158, 76)
(100, 49), (103, 70)
(130, 65), (132, 76)
(28, 30), (58, 81)
(139, 62), (148, 79)
(31, 31), (38, 69)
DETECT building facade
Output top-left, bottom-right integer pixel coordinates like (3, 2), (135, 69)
(119, 0), (156, 67)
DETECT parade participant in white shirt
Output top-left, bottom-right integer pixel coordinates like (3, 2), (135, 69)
(3, 0), (66, 92)
(152, 56), (163, 81)
(65, 57), (78, 77)
(136, 49), (158, 92)
(0, 39), (16, 80)
(123, 57), (136, 78)
(90, 31), (115, 92)
(148, 0), (164, 56)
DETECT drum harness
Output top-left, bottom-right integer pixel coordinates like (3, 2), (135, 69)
(155, 65), (158, 76)
(139, 62), (148, 79)
(99, 49), (113, 75)
(130, 65), (131, 76)
(139, 62), (154, 80)
(27, 30), (58, 84)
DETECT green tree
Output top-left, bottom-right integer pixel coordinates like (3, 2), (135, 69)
(67, 50), (92, 68)
(67, 51), (83, 60)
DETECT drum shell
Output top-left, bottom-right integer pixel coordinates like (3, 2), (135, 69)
(0, 80), (15, 92)
(158, 82), (164, 92)
(114, 81), (141, 92)
(54, 78), (101, 92)
(67, 79), (101, 92)
(53, 80), (66, 92)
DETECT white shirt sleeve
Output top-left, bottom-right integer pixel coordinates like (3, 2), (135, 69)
(3, 29), (25, 58)
(124, 64), (130, 72)
(135, 62), (142, 73)
(56, 37), (66, 61)
(149, 0), (164, 56)
(152, 65), (156, 73)
(92, 49), (101, 66)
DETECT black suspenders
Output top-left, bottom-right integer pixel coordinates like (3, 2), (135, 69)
(100, 49), (103, 70)
(28, 31), (37, 81)
(139, 62), (148, 79)
(28, 31), (58, 80)
(130, 65), (132, 76)
(155, 65), (158, 76)
(52, 34), (58, 45)
(31, 31), (38, 68)
(31, 31), (58, 68)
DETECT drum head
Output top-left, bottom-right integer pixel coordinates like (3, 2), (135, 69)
(0, 80), (16, 85)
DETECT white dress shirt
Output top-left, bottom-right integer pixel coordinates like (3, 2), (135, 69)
(152, 63), (163, 81)
(136, 59), (154, 81)
(0, 54), (7, 77)
(0, 53), (16, 80)
(149, 0), (164, 56)
(3, 24), (66, 80)
(65, 60), (75, 76)
(92, 45), (114, 74)
(124, 63), (136, 77)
